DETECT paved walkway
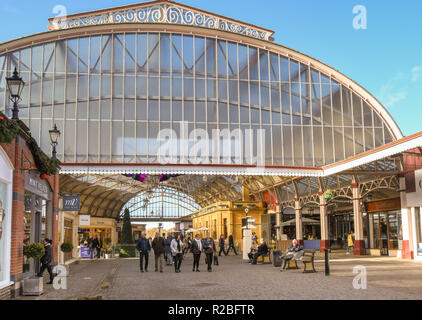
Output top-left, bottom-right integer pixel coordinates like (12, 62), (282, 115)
(15, 252), (422, 300)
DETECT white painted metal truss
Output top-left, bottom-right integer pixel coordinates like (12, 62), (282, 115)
(48, 0), (274, 41)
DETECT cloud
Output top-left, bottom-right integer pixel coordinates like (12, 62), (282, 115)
(0, 5), (18, 14)
(378, 66), (421, 108)
(411, 66), (422, 83)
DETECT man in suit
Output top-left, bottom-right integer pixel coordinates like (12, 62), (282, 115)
(190, 234), (202, 272)
(151, 232), (165, 273)
(37, 238), (54, 284)
(251, 239), (269, 264)
(136, 232), (151, 272)
(202, 233), (216, 272)
(226, 233), (238, 255)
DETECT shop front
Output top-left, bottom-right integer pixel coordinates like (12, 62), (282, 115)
(77, 216), (118, 258)
(365, 198), (402, 257)
(407, 168), (422, 261)
(0, 147), (13, 295)
(23, 170), (53, 275)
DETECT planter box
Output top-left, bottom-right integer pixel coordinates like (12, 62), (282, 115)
(22, 276), (43, 296)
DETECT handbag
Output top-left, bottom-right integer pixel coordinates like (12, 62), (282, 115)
(213, 254), (219, 266)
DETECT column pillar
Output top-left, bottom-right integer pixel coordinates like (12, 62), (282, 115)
(294, 199), (303, 245)
(319, 193), (329, 252)
(352, 183), (365, 255)
(399, 176), (413, 259)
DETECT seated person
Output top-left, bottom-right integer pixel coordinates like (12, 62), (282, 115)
(248, 241), (258, 263)
(280, 239), (304, 270)
(251, 239), (268, 264)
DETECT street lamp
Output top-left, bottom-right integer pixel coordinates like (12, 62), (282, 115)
(6, 68), (25, 120)
(49, 124), (60, 159)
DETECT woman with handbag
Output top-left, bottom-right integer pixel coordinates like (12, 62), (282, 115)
(170, 234), (184, 273)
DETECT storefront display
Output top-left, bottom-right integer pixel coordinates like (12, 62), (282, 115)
(0, 147), (13, 290)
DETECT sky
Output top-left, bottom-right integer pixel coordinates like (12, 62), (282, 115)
(1, 0), (420, 229)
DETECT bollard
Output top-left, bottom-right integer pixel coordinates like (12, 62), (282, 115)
(324, 248), (330, 276)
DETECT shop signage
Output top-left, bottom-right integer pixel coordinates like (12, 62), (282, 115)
(116, 226), (121, 232)
(79, 215), (91, 226)
(80, 246), (90, 258)
(25, 172), (50, 199)
(366, 198), (401, 213)
(62, 195), (80, 211)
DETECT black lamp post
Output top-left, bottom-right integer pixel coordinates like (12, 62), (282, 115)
(6, 68), (25, 120)
(49, 124), (60, 159)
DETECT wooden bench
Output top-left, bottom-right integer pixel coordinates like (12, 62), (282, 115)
(281, 249), (317, 272)
(301, 249), (317, 273)
(257, 248), (272, 264)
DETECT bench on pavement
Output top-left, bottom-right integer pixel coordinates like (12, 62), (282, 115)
(281, 249), (317, 272)
(257, 248), (272, 264)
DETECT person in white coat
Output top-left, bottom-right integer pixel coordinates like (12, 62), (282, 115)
(170, 234), (184, 273)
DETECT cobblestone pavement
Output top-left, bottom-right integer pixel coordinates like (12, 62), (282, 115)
(15, 252), (422, 300)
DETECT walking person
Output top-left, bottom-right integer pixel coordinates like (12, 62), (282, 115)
(165, 233), (173, 265)
(88, 237), (95, 259)
(92, 237), (99, 259)
(226, 233), (238, 255)
(136, 232), (151, 272)
(171, 234), (184, 273)
(96, 237), (102, 258)
(152, 232), (165, 273)
(218, 235), (226, 256)
(347, 230), (354, 254)
(191, 234), (202, 272)
(36, 238), (54, 284)
(202, 232), (216, 272)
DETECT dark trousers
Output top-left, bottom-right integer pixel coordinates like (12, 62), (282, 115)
(39, 263), (54, 281)
(252, 252), (265, 264)
(174, 253), (183, 271)
(193, 253), (201, 270)
(139, 251), (149, 271)
(205, 252), (213, 270)
(226, 244), (237, 255)
(218, 247), (226, 256)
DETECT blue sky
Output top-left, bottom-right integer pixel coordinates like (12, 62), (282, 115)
(0, 0), (421, 136)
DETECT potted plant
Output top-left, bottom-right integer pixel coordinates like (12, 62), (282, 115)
(60, 241), (74, 271)
(22, 243), (45, 296)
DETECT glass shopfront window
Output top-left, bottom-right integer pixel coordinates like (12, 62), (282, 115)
(415, 207), (422, 256)
(0, 182), (8, 283)
(368, 210), (402, 254)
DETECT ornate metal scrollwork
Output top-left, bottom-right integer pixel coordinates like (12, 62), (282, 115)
(51, 3), (273, 41)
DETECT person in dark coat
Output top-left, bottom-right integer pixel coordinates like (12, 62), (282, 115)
(164, 234), (173, 265)
(92, 237), (99, 259)
(202, 233), (216, 272)
(226, 233), (237, 255)
(151, 232), (165, 272)
(37, 238), (54, 284)
(218, 235), (227, 256)
(251, 239), (268, 264)
(190, 234), (202, 272)
(136, 232), (151, 272)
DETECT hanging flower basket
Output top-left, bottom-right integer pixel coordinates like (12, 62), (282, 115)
(323, 189), (333, 199)
(0, 112), (19, 143)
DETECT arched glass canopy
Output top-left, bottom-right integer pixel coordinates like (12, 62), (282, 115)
(0, 28), (398, 168)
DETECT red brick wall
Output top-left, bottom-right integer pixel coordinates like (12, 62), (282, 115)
(1, 130), (59, 282)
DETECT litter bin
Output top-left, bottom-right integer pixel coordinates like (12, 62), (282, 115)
(273, 250), (282, 267)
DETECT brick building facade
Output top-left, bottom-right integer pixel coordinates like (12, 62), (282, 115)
(0, 119), (59, 298)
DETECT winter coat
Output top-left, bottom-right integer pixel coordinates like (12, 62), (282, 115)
(170, 239), (184, 256)
(136, 237), (151, 252)
(202, 238), (216, 254)
(164, 236), (173, 254)
(40, 244), (52, 265)
(152, 236), (166, 255)
(219, 237), (225, 248)
(190, 239), (203, 255)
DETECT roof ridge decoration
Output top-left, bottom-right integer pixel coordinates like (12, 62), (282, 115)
(48, 0), (274, 41)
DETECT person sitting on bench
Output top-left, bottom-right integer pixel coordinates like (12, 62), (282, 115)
(247, 240), (258, 263)
(281, 239), (304, 270)
(251, 239), (268, 264)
